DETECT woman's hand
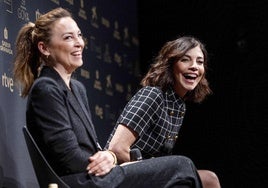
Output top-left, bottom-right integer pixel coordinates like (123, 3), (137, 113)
(86, 150), (116, 176)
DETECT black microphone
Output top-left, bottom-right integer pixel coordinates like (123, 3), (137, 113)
(130, 148), (143, 161)
(161, 142), (173, 155)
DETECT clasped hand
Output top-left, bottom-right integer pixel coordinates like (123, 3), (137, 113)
(86, 150), (115, 176)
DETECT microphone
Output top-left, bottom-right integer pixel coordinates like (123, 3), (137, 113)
(161, 142), (173, 155)
(130, 148), (143, 161)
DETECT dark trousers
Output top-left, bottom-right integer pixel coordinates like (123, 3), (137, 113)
(62, 155), (202, 188)
(119, 155), (202, 188)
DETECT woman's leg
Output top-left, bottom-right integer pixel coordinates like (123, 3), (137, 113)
(119, 155), (203, 188)
(198, 170), (221, 188)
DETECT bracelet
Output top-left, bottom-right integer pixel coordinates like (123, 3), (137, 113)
(107, 150), (117, 165)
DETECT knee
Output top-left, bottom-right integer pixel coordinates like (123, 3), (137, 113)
(175, 155), (193, 163)
(198, 170), (221, 188)
(172, 155), (199, 173)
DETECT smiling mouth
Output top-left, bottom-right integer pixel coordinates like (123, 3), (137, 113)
(71, 51), (82, 56)
(183, 73), (197, 80)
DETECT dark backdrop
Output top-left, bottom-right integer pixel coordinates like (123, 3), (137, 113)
(137, 1), (268, 188)
(0, 1), (139, 187)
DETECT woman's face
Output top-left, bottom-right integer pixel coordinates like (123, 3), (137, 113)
(47, 17), (84, 73)
(173, 45), (205, 97)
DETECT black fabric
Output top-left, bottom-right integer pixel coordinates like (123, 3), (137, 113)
(27, 67), (98, 175)
(119, 156), (202, 188)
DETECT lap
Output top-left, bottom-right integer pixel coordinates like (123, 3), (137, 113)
(119, 155), (202, 188)
(61, 156), (202, 188)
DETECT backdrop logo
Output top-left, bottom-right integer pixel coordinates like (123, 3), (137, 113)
(4, 27), (8, 40)
(80, 68), (90, 79)
(1, 27), (13, 55)
(83, 36), (88, 50)
(17, 0), (29, 22)
(90, 6), (99, 28)
(123, 27), (130, 47)
(115, 83), (124, 93)
(3, 0), (13, 13)
(95, 104), (103, 119)
(105, 74), (113, 96)
(113, 21), (121, 40)
(101, 16), (109, 28)
(78, 0), (87, 20)
(114, 52), (122, 67)
(2, 72), (14, 92)
(103, 44), (112, 63)
(93, 70), (102, 91)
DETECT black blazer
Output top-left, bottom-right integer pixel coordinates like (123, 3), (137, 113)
(27, 66), (101, 176)
(27, 66), (125, 188)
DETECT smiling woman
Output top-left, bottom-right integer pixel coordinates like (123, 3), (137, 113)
(37, 16), (85, 86)
(172, 45), (205, 97)
(106, 36), (221, 188)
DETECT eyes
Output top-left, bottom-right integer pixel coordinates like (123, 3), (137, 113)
(180, 56), (204, 65)
(63, 32), (83, 41)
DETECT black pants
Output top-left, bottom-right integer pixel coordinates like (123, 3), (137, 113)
(119, 155), (202, 188)
(62, 155), (202, 188)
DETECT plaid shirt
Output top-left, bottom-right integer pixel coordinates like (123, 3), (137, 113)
(106, 86), (186, 158)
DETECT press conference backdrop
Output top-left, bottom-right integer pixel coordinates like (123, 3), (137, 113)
(0, 0), (139, 187)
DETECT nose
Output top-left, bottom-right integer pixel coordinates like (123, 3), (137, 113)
(75, 36), (85, 48)
(189, 60), (198, 71)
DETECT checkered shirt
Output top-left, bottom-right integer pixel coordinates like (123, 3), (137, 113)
(106, 86), (186, 159)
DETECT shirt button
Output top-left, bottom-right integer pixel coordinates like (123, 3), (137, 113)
(169, 111), (174, 116)
(179, 111), (185, 117)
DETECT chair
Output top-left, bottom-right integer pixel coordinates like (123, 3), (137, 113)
(23, 126), (70, 188)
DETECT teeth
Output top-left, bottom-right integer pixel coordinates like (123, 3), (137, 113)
(72, 52), (81, 56)
(184, 73), (197, 78)
(72, 51), (81, 55)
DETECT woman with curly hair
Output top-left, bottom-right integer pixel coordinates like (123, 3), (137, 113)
(106, 36), (221, 188)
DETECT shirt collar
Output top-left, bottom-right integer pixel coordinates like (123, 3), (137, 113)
(165, 87), (185, 109)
